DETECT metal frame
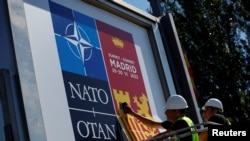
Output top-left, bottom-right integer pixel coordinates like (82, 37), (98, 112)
(7, 0), (46, 140)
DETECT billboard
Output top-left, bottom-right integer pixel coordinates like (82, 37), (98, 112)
(49, 1), (159, 140)
(18, 0), (172, 140)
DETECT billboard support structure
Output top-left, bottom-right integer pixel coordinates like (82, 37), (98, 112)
(159, 13), (203, 124)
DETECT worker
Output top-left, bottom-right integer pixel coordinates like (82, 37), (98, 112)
(123, 95), (199, 141)
(199, 98), (231, 141)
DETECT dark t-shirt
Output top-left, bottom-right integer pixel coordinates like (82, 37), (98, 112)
(161, 119), (192, 141)
(208, 114), (230, 125)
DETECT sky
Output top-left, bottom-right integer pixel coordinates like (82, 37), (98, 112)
(124, 0), (151, 12)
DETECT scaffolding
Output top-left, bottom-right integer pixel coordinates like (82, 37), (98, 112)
(144, 121), (222, 141)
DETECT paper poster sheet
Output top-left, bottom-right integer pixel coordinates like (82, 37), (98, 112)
(49, 1), (159, 140)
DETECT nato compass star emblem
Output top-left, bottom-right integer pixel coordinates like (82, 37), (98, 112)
(55, 21), (97, 75)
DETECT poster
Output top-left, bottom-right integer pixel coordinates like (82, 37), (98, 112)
(49, 1), (159, 140)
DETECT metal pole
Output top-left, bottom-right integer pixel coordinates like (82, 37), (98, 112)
(148, 0), (163, 17)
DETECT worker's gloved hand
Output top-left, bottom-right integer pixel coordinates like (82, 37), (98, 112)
(121, 102), (133, 114)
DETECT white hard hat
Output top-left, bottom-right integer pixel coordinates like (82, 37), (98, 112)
(164, 95), (188, 110)
(202, 98), (223, 112)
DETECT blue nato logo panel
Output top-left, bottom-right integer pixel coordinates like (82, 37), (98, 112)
(49, 1), (107, 81)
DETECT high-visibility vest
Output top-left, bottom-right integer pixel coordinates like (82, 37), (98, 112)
(176, 116), (199, 141)
(226, 118), (231, 125)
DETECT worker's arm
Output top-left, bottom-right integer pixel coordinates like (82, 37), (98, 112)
(199, 131), (208, 141)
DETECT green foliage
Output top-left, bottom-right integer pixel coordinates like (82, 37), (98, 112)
(162, 0), (250, 124)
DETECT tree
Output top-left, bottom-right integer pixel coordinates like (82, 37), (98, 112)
(162, 0), (250, 124)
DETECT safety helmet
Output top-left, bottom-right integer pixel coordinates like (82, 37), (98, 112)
(164, 95), (188, 111)
(202, 98), (223, 112)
